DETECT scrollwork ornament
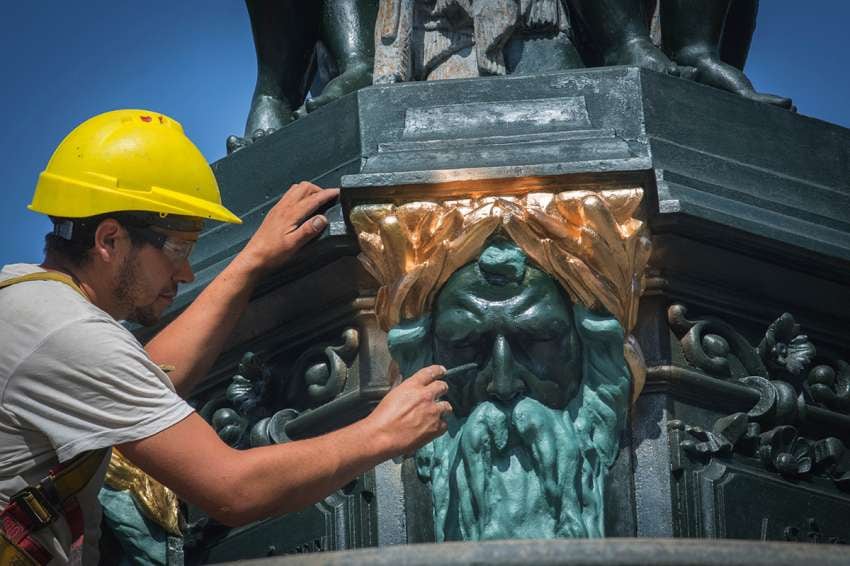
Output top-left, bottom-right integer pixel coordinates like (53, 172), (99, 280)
(806, 360), (850, 413)
(209, 328), (361, 449)
(211, 352), (275, 448)
(667, 304), (767, 379)
(757, 313), (816, 379)
(758, 426), (813, 477)
(668, 304), (850, 418)
(289, 328), (359, 405)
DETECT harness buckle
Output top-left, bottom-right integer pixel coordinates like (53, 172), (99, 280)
(10, 487), (59, 528)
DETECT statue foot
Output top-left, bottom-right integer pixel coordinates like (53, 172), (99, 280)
(228, 93), (294, 153)
(295, 61), (373, 119)
(225, 128), (277, 155)
(607, 37), (678, 76)
(679, 52), (793, 109)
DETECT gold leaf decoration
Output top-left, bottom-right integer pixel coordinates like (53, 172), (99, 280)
(351, 188), (650, 334)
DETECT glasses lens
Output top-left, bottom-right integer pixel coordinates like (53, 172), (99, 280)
(161, 237), (195, 263)
(126, 225), (195, 264)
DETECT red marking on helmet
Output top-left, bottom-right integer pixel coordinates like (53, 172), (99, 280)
(140, 115), (152, 122)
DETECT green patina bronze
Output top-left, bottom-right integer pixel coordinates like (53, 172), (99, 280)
(388, 240), (631, 541)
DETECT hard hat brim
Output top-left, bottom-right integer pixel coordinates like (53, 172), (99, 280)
(30, 172), (242, 224)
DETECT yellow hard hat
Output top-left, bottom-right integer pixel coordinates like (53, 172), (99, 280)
(29, 109), (241, 224)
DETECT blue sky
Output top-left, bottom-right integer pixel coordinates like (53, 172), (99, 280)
(1, 1), (848, 266)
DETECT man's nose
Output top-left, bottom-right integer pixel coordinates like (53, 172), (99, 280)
(174, 258), (195, 284)
(485, 335), (526, 402)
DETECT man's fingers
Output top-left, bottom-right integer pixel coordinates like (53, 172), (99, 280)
(283, 181), (323, 201)
(436, 401), (453, 416)
(285, 214), (328, 250)
(286, 188), (340, 227)
(426, 379), (449, 400)
(410, 365), (446, 385)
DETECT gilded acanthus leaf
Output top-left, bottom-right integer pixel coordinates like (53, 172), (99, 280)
(351, 188), (650, 333)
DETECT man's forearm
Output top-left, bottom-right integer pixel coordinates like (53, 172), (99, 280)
(145, 252), (263, 396)
(119, 366), (449, 528)
(222, 417), (393, 524)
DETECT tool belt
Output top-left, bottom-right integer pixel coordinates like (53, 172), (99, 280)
(0, 271), (103, 565)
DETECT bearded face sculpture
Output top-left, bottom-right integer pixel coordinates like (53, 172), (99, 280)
(350, 188), (649, 542)
(387, 239), (630, 540)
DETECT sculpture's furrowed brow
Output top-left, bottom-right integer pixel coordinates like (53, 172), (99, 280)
(434, 304), (485, 342)
(453, 294), (491, 318)
(512, 311), (570, 338)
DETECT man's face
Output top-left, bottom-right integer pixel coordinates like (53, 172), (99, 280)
(114, 227), (197, 326)
(432, 259), (581, 415)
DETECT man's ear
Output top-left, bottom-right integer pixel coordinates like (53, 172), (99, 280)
(92, 218), (125, 264)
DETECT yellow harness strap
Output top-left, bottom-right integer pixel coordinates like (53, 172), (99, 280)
(0, 271), (88, 300)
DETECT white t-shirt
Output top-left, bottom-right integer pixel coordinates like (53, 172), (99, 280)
(0, 264), (195, 565)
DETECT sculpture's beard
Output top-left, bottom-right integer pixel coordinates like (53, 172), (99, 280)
(417, 395), (607, 541)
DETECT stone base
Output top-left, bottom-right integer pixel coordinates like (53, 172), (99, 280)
(220, 538), (850, 566)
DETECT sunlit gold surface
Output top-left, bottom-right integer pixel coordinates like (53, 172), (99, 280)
(352, 188), (650, 332)
(105, 449), (181, 536)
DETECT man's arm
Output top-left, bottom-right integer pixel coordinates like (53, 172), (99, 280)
(145, 182), (338, 395)
(119, 365), (452, 526)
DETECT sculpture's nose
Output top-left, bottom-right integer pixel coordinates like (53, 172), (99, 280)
(486, 335), (526, 402)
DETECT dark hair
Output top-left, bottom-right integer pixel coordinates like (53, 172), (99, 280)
(43, 214), (146, 267)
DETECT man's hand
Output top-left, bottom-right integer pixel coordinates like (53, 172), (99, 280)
(365, 365), (452, 456)
(239, 182), (340, 277)
(147, 182), (338, 395)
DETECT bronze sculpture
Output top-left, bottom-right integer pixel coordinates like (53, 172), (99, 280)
(351, 188), (650, 540)
(229, 0), (790, 154)
(226, 0), (378, 153)
(570, 0), (790, 107)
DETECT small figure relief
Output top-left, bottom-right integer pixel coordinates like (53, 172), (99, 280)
(351, 188), (651, 540)
(374, 0), (584, 83)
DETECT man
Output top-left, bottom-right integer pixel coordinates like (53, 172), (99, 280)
(0, 109), (451, 565)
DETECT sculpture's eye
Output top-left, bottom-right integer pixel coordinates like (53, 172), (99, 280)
(451, 332), (481, 350)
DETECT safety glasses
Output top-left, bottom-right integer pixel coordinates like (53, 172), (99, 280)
(124, 224), (196, 264)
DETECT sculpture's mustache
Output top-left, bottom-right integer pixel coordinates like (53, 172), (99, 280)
(446, 360), (568, 417)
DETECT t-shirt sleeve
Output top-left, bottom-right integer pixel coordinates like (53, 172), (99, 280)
(4, 316), (195, 462)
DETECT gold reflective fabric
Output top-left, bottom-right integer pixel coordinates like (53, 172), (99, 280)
(104, 450), (181, 536)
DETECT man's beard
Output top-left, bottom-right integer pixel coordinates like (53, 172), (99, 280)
(416, 396), (608, 541)
(113, 253), (160, 327)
